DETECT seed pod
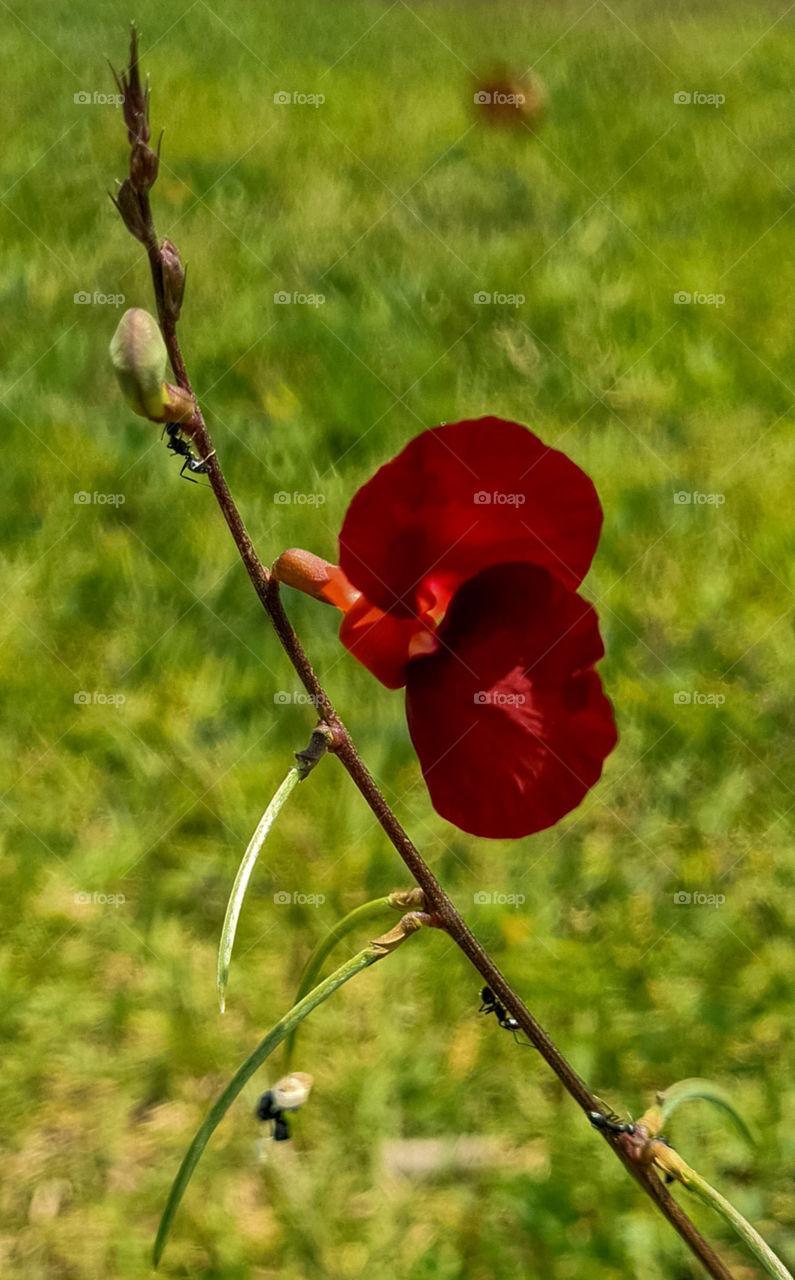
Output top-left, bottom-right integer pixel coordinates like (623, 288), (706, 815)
(160, 238), (186, 322)
(129, 139), (159, 193)
(111, 179), (149, 244)
(109, 308), (168, 420)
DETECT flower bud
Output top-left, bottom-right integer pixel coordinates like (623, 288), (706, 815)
(160, 238), (186, 322)
(110, 27), (150, 145)
(129, 139), (159, 193)
(271, 549), (359, 610)
(109, 308), (168, 420)
(111, 179), (149, 244)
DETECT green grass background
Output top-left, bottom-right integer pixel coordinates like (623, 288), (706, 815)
(1, 1), (793, 1276)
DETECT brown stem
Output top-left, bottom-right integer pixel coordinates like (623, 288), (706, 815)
(112, 62), (735, 1280)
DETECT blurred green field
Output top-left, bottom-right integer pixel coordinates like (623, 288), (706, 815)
(1, 1), (794, 1276)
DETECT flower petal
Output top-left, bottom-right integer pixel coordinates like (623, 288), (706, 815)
(338, 417), (602, 618)
(405, 562), (617, 838)
(338, 596), (421, 689)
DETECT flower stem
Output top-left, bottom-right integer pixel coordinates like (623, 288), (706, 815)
(652, 1144), (793, 1280)
(684, 1170), (793, 1280)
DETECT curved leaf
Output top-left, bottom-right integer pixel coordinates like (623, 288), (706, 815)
(155, 948), (379, 1267)
(284, 896), (393, 1066)
(657, 1077), (756, 1146)
(217, 766), (303, 1012)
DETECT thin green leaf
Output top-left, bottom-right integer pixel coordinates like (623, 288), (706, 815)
(658, 1077), (756, 1146)
(217, 766), (303, 1012)
(284, 896), (394, 1067)
(155, 947), (380, 1267)
(678, 1162), (792, 1280)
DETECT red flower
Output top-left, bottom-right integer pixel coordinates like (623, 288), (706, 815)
(274, 417), (617, 839)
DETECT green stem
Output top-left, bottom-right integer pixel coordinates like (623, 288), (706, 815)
(217, 765), (305, 1012)
(678, 1164), (792, 1280)
(155, 947), (381, 1267)
(284, 896), (394, 1067)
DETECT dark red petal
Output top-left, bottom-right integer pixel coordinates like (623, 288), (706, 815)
(339, 418), (602, 618)
(338, 596), (418, 689)
(405, 563), (617, 838)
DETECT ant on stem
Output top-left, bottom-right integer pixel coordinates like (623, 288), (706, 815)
(162, 423), (214, 482)
(588, 1101), (636, 1135)
(478, 986), (534, 1048)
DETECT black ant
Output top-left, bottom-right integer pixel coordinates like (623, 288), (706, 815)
(478, 986), (534, 1048)
(588, 1107), (676, 1180)
(163, 424), (213, 483)
(256, 1090), (292, 1142)
(588, 1106), (636, 1136)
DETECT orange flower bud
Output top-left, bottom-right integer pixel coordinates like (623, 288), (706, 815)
(271, 549), (359, 610)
